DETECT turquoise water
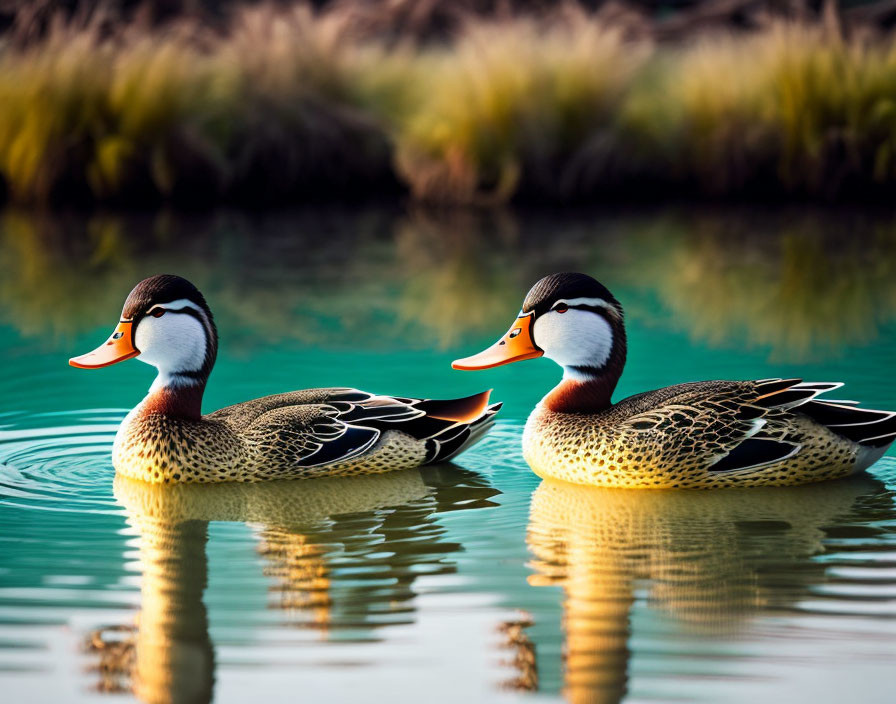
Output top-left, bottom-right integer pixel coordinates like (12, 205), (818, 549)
(1, 207), (895, 703)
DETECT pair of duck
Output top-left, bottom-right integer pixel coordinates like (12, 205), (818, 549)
(71, 273), (896, 488)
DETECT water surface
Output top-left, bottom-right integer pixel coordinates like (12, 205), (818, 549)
(1, 207), (895, 703)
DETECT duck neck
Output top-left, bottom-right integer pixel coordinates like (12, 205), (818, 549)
(543, 331), (626, 414)
(142, 374), (207, 420)
(543, 376), (617, 414)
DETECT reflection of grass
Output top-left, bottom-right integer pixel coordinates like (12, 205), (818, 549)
(2, 208), (896, 360)
(619, 212), (896, 360)
(0, 212), (139, 338)
(4, 11), (896, 204)
(0, 208), (521, 350)
(0, 208), (523, 350)
(394, 209), (522, 346)
(0, 209), (396, 346)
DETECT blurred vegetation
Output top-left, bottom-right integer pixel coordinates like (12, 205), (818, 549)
(610, 210), (896, 360)
(4, 4), (896, 204)
(0, 5), (397, 206)
(1, 207), (895, 361)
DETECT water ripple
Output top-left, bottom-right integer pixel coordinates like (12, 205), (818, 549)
(1, 404), (896, 703)
(0, 410), (124, 514)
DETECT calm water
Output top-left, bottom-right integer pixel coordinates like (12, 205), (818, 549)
(1, 207), (895, 703)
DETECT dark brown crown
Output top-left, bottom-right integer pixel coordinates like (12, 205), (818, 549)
(522, 272), (621, 317)
(122, 275), (212, 321)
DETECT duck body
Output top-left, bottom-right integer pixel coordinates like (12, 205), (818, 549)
(455, 273), (896, 489)
(113, 387), (498, 484)
(72, 275), (499, 484)
(523, 379), (888, 489)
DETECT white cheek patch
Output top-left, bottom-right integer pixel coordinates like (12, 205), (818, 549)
(533, 309), (614, 374)
(135, 312), (207, 377)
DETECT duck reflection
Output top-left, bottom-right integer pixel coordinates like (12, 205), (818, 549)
(90, 466), (498, 704)
(525, 475), (887, 704)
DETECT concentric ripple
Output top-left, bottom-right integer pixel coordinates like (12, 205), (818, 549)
(0, 409), (124, 513)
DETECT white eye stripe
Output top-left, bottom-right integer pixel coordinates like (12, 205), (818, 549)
(553, 297), (621, 319)
(146, 299), (207, 318)
(555, 297), (612, 309)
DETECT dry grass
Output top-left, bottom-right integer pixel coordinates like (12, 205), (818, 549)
(0, 6), (395, 205)
(3, 5), (896, 205)
(621, 25), (896, 196)
(395, 11), (645, 203)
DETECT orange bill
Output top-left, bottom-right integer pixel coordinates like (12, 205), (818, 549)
(452, 313), (543, 370)
(69, 321), (139, 369)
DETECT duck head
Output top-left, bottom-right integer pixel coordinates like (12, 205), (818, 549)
(70, 275), (217, 417)
(453, 273), (627, 413)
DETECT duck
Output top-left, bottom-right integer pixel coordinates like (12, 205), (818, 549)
(70, 274), (500, 484)
(453, 272), (896, 488)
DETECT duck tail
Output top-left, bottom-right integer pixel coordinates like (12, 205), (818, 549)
(800, 398), (896, 448)
(417, 390), (494, 423)
(757, 380), (896, 447)
(412, 391), (501, 465)
(755, 379), (896, 472)
(426, 401), (503, 464)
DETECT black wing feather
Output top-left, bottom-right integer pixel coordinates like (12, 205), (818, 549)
(294, 424), (380, 467)
(799, 401), (896, 446)
(710, 438), (800, 473)
(755, 388), (818, 409)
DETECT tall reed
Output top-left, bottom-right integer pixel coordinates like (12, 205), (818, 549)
(2, 6), (896, 205)
(395, 12), (646, 203)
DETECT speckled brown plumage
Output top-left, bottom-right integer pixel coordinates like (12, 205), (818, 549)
(114, 387), (500, 484)
(523, 379), (889, 488)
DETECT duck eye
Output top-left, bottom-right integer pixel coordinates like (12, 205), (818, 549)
(553, 303), (569, 314)
(149, 308), (165, 318)
(509, 328), (522, 338)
